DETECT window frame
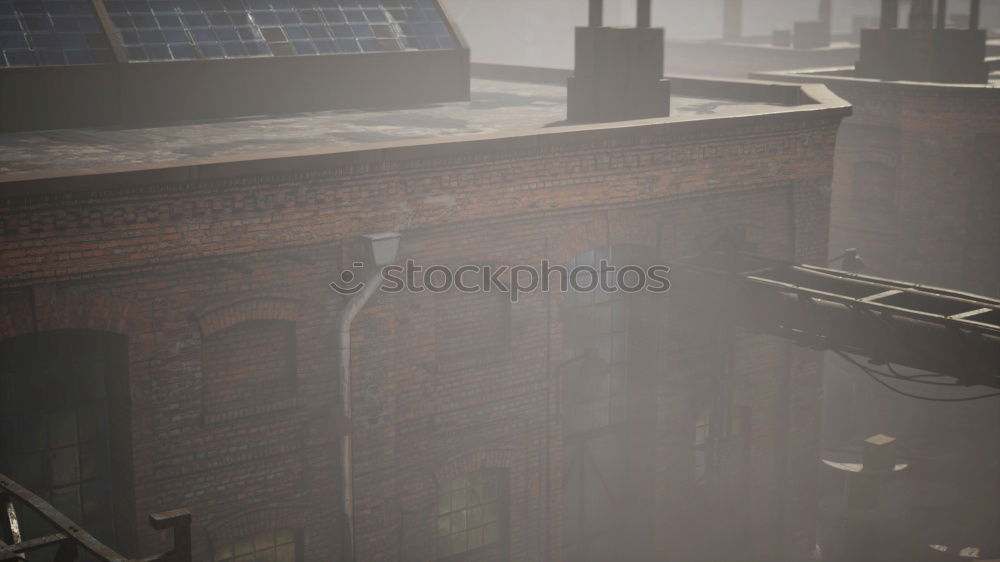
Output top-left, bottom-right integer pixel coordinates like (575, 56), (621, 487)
(434, 468), (509, 561)
(561, 247), (630, 438)
(211, 527), (303, 562)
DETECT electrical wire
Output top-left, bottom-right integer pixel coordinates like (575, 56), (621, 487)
(834, 351), (1000, 402)
(828, 350), (962, 387)
(885, 361), (951, 380)
(872, 362), (964, 386)
(858, 307), (1000, 387)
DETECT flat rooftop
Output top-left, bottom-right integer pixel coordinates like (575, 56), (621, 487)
(0, 74), (836, 183)
(751, 66), (1000, 89)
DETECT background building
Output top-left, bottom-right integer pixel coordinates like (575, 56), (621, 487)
(753, 1), (1000, 558)
(0, 2), (853, 559)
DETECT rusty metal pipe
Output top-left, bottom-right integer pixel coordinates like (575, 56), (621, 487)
(336, 270), (384, 562)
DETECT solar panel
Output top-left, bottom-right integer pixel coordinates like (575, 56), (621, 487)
(103, 0), (458, 62)
(0, 0), (116, 67)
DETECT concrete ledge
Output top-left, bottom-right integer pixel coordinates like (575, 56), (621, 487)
(752, 66), (1000, 98)
(472, 62), (826, 106)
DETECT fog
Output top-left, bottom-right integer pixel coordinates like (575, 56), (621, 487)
(1, 1), (998, 561)
(442, 0), (998, 69)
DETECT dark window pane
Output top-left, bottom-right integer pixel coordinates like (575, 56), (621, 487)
(169, 42), (197, 58)
(93, 0), (458, 64)
(4, 48), (35, 65)
(0, 0), (113, 66)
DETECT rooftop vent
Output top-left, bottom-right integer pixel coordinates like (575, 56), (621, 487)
(768, 0), (833, 50)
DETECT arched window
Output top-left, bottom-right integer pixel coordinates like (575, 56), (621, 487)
(213, 528), (301, 562)
(435, 469), (507, 559)
(561, 247), (628, 436)
(0, 330), (129, 552)
(691, 401), (752, 490)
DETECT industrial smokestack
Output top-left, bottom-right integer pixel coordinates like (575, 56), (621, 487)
(637, 0), (651, 28)
(589, 0), (603, 27)
(819, 0), (832, 27)
(936, 0), (948, 28)
(723, 0), (743, 42)
(880, 0), (900, 29)
(909, 0), (934, 29)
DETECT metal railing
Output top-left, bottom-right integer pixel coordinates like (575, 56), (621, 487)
(0, 474), (190, 562)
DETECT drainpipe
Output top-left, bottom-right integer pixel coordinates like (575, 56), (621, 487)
(337, 232), (400, 561)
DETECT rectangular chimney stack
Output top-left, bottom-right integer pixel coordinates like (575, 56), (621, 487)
(568, 0), (671, 122)
(858, 0), (988, 82)
(909, 0), (934, 29)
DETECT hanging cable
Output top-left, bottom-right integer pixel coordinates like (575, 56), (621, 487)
(834, 351), (1000, 402)
(858, 307), (1000, 386)
(884, 361), (954, 381)
(830, 349), (963, 387)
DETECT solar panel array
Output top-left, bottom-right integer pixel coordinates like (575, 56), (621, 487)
(1, 0), (458, 66)
(0, 0), (116, 67)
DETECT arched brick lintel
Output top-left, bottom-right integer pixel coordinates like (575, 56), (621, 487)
(432, 448), (516, 488)
(196, 296), (301, 337)
(0, 285), (145, 342)
(201, 502), (327, 553)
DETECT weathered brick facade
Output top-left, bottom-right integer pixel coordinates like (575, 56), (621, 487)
(754, 68), (1000, 297)
(753, 62), (1000, 561)
(0, 76), (848, 561)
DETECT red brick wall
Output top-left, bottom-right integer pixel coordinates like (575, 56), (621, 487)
(753, 70), (1000, 296)
(0, 92), (846, 561)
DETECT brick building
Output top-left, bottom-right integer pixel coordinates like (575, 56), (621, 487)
(0, 2), (853, 561)
(752, 0), (1000, 557)
(755, 0), (999, 297)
